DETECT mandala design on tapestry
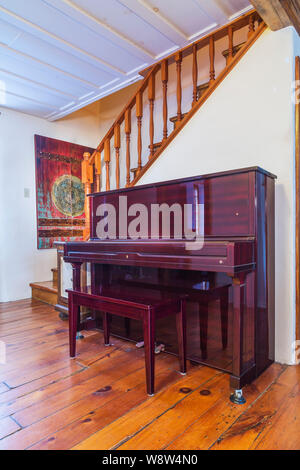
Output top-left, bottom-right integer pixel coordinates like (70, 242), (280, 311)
(51, 175), (85, 217)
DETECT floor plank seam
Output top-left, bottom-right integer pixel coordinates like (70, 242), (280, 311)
(12, 360), (152, 444)
(0, 364), (86, 399)
(207, 364), (288, 449)
(249, 377), (299, 450)
(112, 370), (223, 450)
(24, 365), (168, 450)
(8, 414), (23, 429)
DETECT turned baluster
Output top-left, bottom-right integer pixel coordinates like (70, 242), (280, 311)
(228, 26), (234, 64)
(175, 52), (182, 126)
(94, 151), (101, 192)
(81, 152), (93, 239)
(148, 73), (155, 159)
(192, 43), (198, 107)
(104, 139), (110, 191)
(209, 35), (215, 85)
(114, 123), (120, 189)
(136, 91), (143, 173)
(248, 14), (255, 38)
(161, 60), (168, 140)
(125, 109), (131, 187)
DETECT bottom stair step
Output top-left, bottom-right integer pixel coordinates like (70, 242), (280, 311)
(30, 281), (58, 306)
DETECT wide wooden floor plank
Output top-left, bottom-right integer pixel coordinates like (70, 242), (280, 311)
(166, 363), (285, 450)
(253, 382), (300, 450)
(0, 416), (21, 440)
(210, 366), (299, 450)
(117, 374), (229, 450)
(0, 356), (177, 450)
(0, 299), (299, 450)
(29, 368), (181, 450)
(0, 383), (9, 394)
(0, 362), (83, 407)
(73, 366), (220, 450)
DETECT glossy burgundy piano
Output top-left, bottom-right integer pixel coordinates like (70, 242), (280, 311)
(64, 166), (276, 397)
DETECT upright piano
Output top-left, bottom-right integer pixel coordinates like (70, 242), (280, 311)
(64, 166), (276, 391)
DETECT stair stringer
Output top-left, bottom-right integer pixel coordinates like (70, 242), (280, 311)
(130, 22), (266, 187)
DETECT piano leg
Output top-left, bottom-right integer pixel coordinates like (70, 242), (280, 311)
(176, 299), (187, 375)
(198, 300), (208, 360)
(220, 287), (229, 350)
(143, 309), (155, 396)
(71, 262), (84, 340)
(68, 292), (77, 358)
(103, 312), (110, 346)
(229, 272), (256, 403)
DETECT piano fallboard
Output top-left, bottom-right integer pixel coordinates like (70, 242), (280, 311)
(64, 239), (255, 274)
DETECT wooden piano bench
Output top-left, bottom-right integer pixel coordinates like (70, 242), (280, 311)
(67, 286), (187, 396)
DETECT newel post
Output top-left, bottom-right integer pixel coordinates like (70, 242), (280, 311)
(81, 152), (93, 240)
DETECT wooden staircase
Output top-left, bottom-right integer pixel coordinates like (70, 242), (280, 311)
(30, 268), (58, 306)
(80, 10), (265, 240)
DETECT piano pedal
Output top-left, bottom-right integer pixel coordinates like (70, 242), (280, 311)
(230, 389), (246, 405)
(135, 341), (165, 354)
(155, 344), (165, 354)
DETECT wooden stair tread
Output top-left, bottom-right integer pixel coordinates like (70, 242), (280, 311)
(30, 281), (58, 306)
(222, 42), (245, 60)
(30, 281), (58, 294)
(148, 141), (162, 151)
(169, 113), (188, 124)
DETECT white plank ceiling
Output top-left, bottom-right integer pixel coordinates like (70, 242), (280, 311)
(0, 0), (252, 120)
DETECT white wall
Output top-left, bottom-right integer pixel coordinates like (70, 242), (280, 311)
(0, 104), (101, 302)
(138, 27), (296, 365)
(0, 79), (142, 303)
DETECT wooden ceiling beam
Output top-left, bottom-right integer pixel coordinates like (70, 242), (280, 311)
(250, 0), (300, 34)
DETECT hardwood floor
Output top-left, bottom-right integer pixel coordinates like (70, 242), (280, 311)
(0, 298), (299, 450)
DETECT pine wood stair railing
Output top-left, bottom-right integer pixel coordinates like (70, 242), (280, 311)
(81, 10), (266, 239)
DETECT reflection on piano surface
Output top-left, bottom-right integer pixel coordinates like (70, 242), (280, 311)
(64, 166), (276, 391)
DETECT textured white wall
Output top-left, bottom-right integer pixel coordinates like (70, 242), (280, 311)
(0, 105), (101, 302)
(138, 27), (296, 365)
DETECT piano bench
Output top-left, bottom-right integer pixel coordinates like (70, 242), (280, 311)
(67, 286), (187, 396)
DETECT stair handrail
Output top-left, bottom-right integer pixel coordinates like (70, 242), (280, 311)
(81, 9), (264, 238)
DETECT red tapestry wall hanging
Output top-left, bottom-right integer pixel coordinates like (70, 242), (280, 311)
(35, 135), (95, 249)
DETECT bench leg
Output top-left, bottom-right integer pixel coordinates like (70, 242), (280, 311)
(143, 310), (155, 396)
(103, 312), (110, 346)
(69, 294), (78, 358)
(176, 299), (187, 375)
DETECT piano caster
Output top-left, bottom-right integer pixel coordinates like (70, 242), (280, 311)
(59, 311), (68, 321)
(76, 332), (84, 340)
(230, 389), (246, 405)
